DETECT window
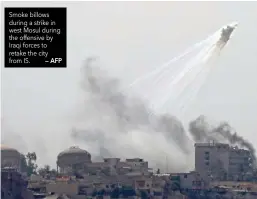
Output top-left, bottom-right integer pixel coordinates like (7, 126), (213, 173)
(205, 151), (209, 155)
(205, 162), (209, 166)
(184, 174), (187, 178)
(205, 156), (209, 160)
(192, 181), (201, 186)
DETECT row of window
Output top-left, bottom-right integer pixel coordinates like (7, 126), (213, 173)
(204, 162), (249, 167)
(204, 152), (210, 166)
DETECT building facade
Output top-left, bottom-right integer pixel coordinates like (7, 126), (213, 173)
(195, 142), (253, 181)
(85, 157), (150, 176)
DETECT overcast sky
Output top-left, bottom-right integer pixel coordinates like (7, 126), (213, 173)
(1, 1), (257, 167)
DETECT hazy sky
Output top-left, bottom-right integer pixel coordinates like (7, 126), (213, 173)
(1, 1), (257, 167)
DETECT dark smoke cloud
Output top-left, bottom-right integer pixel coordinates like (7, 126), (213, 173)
(71, 58), (192, 171)
(189, 115), (256, 166)
(189, 115), (218, 142)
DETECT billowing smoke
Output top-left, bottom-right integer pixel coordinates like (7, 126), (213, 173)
(71, 58), (192, 171)
(189, 115), (257, 166)
(70, 58), (256, 171)
(1, 118), (28, 153)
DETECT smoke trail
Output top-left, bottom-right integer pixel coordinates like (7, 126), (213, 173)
(124, 33), (216, 91)
(189, 115), (257, 166)
(140, 30), (221, 113)
(152, 30), (220, 89)
(175, 44), (220, 116)
(71, 58), (192, 171)
(177, 63), (213, 116)
(152, 42), (216, 111)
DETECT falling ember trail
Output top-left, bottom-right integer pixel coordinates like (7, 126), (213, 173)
(126, 24), (234, 115)
(124, 32), (217, 93)
(151, 37), (219, 112)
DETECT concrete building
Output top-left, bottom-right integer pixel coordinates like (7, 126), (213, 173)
(86, 157), (150, 176)
(165, 171), (205, 190)
(228, 146), (253, 180)
(45, 174), (166, 199)
(195, 142), (253, 181)
(56, 146), (150, 176)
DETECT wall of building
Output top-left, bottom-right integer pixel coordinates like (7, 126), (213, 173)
(1, 168), (34, 199)
(195, 142), (253, 182)
(172, 172), (205, 190)
(46, 182), (79, 195)
(228, 148), (252, 180)
(134, 177), (152, 190)
(84, 158), (149, 176)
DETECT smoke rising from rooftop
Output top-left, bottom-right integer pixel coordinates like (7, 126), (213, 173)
(189, 115), (257, 166)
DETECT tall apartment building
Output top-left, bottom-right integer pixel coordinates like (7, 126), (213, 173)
(195, 142), (253, 181)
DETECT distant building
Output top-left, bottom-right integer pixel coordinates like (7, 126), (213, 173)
(1, 144), (27, 174)
(195, 142), (253, 181)
(57, 146), (92, 174)
(56, 146), (150, 176)
(158, 171), (206, 190)
(86, 157), (150, 176)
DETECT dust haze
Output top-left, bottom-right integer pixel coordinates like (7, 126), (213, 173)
(71, 58), (192, 172)
(70, 58), (257, 171)
(2, 57), (256, 171)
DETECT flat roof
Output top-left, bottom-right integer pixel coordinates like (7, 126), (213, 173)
(194, 143), (229, 147)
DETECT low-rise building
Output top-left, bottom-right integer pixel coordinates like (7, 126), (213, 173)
(168, 171), (205, 190)
(56, 147), (150, 177)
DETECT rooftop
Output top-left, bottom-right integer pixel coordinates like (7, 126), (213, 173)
(57, 146), (91, 158)
(194, 142), (229, 148)
(0, 144), (20, 154)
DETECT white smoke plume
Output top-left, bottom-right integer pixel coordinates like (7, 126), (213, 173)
(71, 58), (193, 172)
